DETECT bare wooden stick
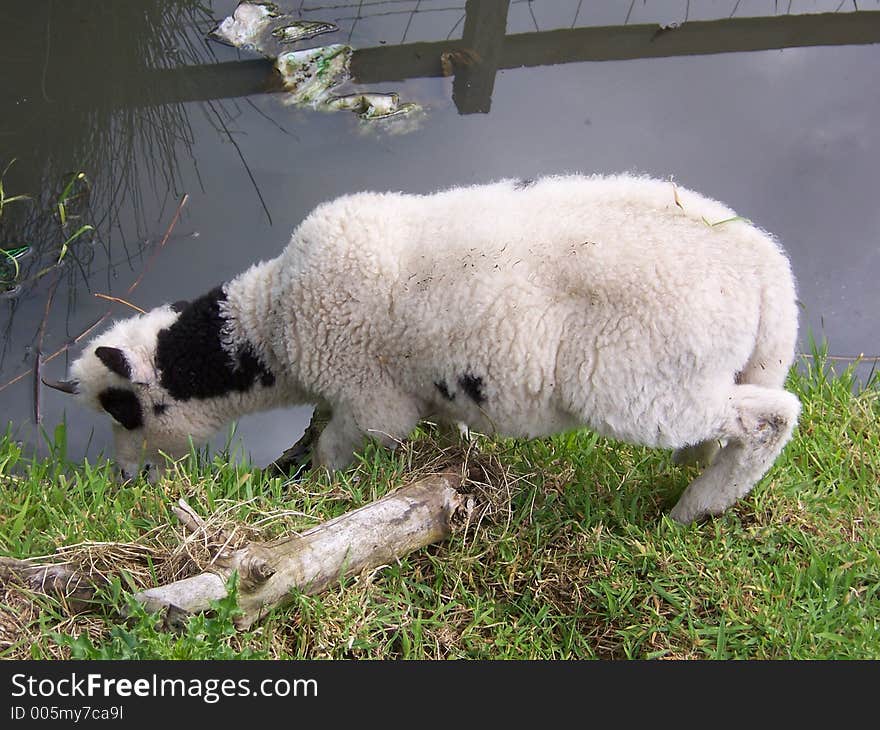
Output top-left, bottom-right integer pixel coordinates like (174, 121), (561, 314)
(33, 271), (62, 424)
(172, 498), (209, 536)
(135, 471), (468, 628)
(92, 293), (147, 313)
(797, 352), (880, 363)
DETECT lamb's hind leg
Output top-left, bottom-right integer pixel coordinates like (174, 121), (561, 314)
(669, 384), (800, 524)
(672, 439), (721, 467)
(269, 403), (332, 476)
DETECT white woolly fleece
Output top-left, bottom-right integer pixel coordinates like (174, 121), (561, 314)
(69, 174), (800, 522)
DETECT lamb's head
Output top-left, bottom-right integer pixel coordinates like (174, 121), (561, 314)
(47, 301), (234, 480)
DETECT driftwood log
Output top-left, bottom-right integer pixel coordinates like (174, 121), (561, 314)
(2, 414), (477, 629)
(135, 471), (470, 628)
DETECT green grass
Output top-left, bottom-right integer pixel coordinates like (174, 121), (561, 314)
(1, 361), (878, 660)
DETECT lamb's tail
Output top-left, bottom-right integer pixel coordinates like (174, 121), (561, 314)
(737, 251), (799, 389)
(674, 232), (799, 470)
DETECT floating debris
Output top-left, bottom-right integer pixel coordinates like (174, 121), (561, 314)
(211, 2), (423, 129)
(276, 45), (353, 105)
(355, 103), (426, 136)
(274, 45), (422, 126)
(211, 1), (277, 51)
(210, 2), (337, 57)
(272, 21), (337, 44)
(326, 93), (418, 121)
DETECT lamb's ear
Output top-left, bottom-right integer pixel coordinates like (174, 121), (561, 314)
(94, 346), (132, 380)
(170, 300), (189, 313)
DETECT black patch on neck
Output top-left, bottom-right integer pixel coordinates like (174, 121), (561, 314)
(434, 380), (455, 401)
(170, 300), (190, 313)
(457, 373), (486, 405)
(99, 388), (143, 430)
(156, 286), (275, 401)
(514, 178), (535, 190)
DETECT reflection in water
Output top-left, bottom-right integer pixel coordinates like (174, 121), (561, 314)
(210, 2), (338, 55)
(1, 0), (879, 463)
(0, 1), (222, 376)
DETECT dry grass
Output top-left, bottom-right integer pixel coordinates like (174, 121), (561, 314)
(0, 433), (532, 659)
(1, 362), (879, 659)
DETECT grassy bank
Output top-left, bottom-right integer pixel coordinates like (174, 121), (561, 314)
(1, 359), (878, 659)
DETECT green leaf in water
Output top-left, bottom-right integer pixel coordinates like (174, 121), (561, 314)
(57, 224), (94, 264)
(0, 248), (22, 283)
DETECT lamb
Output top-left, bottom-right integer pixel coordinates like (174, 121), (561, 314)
(46, 174), (801, 524)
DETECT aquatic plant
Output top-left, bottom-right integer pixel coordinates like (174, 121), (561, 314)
(0, 164), (94, 296)
(0, 0), (218, 374)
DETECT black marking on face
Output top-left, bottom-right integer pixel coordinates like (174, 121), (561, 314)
(514, 178), (535, 190)
(98, 387), (144, 430)
(171, 300), (190, 313)
(457, 373), (486, 405)
(156, 286), (275, 401)
(118, 464), (153, 482)
(95, 346), (132, 380)
(434, 380), (455, 401)
(153, 402), (167, 416)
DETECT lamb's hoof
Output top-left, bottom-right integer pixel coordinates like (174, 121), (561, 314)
(669, 498), (728, 524)
(668, 501), (706, 525)
(267, 441), (312, 479)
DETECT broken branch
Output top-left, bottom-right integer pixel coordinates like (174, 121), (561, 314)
(135, 470), (469, 628)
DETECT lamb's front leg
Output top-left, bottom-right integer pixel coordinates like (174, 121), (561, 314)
(314, 405), (363, 471)
(314, 390), (422, 471)
(269, 403), (332, 476)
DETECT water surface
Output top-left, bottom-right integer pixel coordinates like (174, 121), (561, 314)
(2, 0), (878, 468)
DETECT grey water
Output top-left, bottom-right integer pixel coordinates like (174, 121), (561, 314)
(1, 0), (878, 470)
